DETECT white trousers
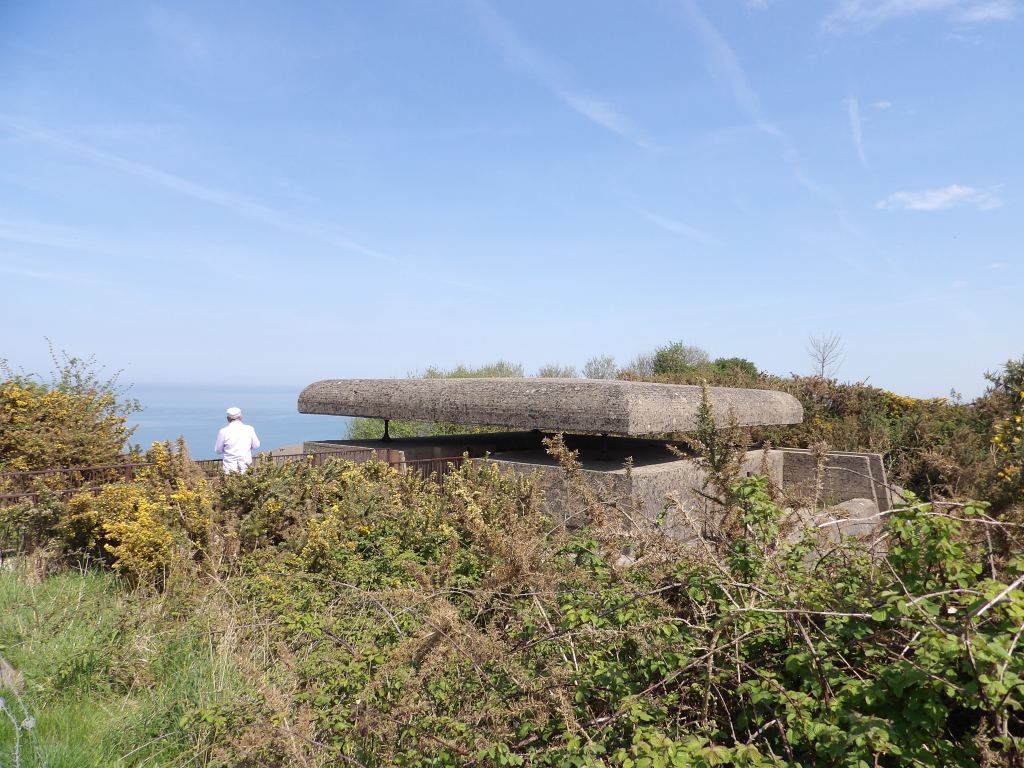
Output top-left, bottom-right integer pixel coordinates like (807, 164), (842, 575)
(222, 457), (252, 474)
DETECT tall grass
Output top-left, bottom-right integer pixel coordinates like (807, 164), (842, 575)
(0, 565), (250, 767)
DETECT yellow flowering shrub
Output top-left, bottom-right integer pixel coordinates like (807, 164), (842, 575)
(883, 391), (920, 418)
(992, 386), (1024, 503)
(139, 441), (213, 549)
(60, 452), (214, 582)
(0, 352), (139, 473)
(63, 485), (176, 579)
(101, 491), (176, 578)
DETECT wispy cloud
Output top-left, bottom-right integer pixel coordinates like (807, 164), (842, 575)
(675, 0), (860, 233)
(559, 94), (638, 139)
(824, 0), (1020, 31)
(675, 2), (801, 172)
(873, 100), (893, 109)
(844, 94), (869, 169)
(676, 0), (763, 119)
(954, 0), (1019, 21)
(0, 115), (401, 264)
(469, 0), (651, 149)
(634, 208), (721, 247)
(876, 184), (1004, 210)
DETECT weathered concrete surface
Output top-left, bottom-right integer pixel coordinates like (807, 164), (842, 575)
(305, 431), (788, 541)
(777, 449), (892, 512)
(476, 448), (784, 541)
(298, 378), (803, 436)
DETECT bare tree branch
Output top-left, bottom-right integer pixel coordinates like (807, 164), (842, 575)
(807, 332), (845, 378)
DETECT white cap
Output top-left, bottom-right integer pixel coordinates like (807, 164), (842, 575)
(226, 406), (242, 418)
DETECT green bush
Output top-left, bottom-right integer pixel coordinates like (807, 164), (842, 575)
(208, 469), (1022, 765)
(4, 352), (1024, 766)
(0, 349), (140, 473)
(652, 341), (711, 376)
(4, 452), (1023, 765)
(709, 356), (760, 380)
(0, 442), (211, 582)
(989, 358), (1024, 508)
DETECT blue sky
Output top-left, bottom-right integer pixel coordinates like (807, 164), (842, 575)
(1, 0), (1020, 398)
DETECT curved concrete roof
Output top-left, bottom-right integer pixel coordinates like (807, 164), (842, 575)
(298, 378), (803, 436)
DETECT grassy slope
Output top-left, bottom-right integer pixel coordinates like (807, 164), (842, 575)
(0, 567), (244, 768)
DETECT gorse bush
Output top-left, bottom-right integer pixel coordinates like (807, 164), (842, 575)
(0, 441), (213, 583)
(3, 449), (1024, 764)
(0, 349), (139, 473)
(3, 351), (1024, 765)
(63, 484), (179, 579)
(989, 359), (1024, 507)
(182, 462), (1024, 766)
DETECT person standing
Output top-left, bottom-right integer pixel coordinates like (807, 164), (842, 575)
(214, 406), (261, 473)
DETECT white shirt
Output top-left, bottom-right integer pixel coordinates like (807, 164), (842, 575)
(214, 420), (261, 464)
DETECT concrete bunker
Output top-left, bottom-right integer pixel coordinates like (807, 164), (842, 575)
(298, 378), (891, 539)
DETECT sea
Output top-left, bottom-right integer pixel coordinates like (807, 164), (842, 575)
(126, 385), (352, 459)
